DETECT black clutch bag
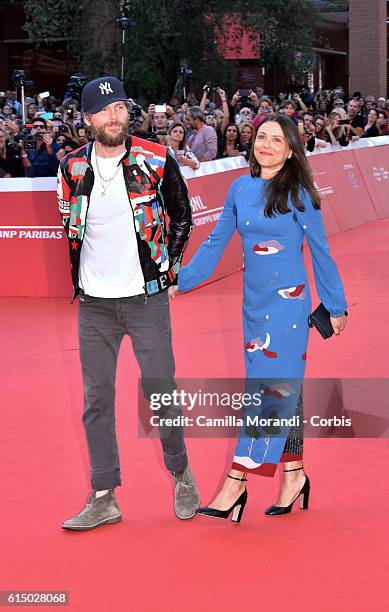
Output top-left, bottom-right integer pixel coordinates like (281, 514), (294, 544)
(308, 303), (348, 339)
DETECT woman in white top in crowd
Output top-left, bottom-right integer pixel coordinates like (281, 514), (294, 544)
(168, 122), (200, 170)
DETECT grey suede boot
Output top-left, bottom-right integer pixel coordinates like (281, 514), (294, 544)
(61, 490), (121, 531)
(172, 466), (200, 520)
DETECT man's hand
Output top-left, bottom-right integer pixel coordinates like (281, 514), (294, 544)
(148, 103), (155, 116)
(330, 315), (347, 335)
(168, 286), (179, 300)
(248, 90), (259, 105)
(165, 104), (175, 118)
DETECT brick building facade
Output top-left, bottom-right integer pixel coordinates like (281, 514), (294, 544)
(349, 0), (388, 99)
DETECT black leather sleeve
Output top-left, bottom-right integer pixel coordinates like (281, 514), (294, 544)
(161, 149), (193, 262)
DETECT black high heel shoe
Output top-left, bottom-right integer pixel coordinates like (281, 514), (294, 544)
(264, 466), (310, 516)
(197, 474), (248, 523)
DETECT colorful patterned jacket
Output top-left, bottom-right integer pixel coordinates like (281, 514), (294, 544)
(57, 135), (193, 301)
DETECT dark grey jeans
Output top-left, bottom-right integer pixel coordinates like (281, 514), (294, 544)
(78, 290), (187, 491)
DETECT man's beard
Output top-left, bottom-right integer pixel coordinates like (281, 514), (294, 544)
(92, 120), (128, 146)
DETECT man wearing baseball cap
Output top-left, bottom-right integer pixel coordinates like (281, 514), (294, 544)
(58, 75), (199, 530)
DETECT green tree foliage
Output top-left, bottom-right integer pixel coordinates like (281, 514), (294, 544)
(21, 0), (341, 99)
(240, 0), (321, 74)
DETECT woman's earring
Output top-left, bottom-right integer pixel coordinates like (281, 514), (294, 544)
(288, 152), (292, 159)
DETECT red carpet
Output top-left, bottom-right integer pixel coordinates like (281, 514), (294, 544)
(1, 218), (389, 611)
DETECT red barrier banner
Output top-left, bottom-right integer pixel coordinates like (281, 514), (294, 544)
(352, 147), (389, 219)
(1, 144), (388, 297)
(0, 191), (70, 297)
(308, 151), (378, 234)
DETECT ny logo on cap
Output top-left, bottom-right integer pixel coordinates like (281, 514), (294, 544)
(99, 81), (114, 95)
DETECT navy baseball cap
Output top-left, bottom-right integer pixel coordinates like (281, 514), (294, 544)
(81, 76), (128, 114)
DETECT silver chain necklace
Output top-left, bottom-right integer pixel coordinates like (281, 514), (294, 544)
(94, 146), (123, 197)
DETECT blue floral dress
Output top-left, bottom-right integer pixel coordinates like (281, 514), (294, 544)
(178, 175), (347, 476)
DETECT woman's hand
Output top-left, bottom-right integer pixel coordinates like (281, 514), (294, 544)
(330, 315), (347, 335)
(178, 154), (191, 166)
(168, 286), (179, 300)
(324, 119), (333, 132)
(231, 91), (240, 106)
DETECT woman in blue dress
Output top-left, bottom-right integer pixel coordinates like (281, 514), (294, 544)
(175, 115), (348, 523)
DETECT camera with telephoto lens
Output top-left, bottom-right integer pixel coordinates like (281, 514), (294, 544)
(180, 67), (192, 77)
(14, 124), (36, 150)
(66, 74), (86, 96)
(203, 82), (219, 94)
(128, 104), (142, 122)
(11, 69), (33, 88)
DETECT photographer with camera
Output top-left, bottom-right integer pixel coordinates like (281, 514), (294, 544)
(126, 98), (149, 136)
(200, 85), (229, 127)
(301, 112), (317, 152)
(230, 89), (259, 123)
(142, 103), (168, 145)
(0, 127), (24, 178)
(54, 122), (75, 143)
(75, 125), (90, 145)
(200, 85), (230, 151)
(62, 101), (79, 132)
(252, 96), (276, 130)
(19, 117), (61, 177)
(143, 103), (175, 144)
(323, 110), (352, 147)
(64, 74), (87, 108)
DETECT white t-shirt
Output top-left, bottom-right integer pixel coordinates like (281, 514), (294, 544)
(79, 145), (145, 297)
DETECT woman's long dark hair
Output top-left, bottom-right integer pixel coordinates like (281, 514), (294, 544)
(168, 121), (187, 150)
(220, 122), (240, 155)
(249, 114), (321, 217)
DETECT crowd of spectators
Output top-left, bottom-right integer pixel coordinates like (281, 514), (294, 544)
(1, 77), (389, 177)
